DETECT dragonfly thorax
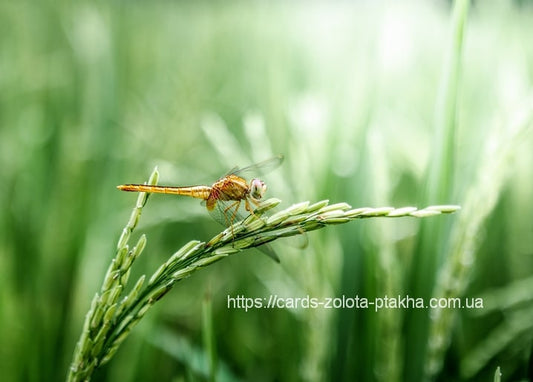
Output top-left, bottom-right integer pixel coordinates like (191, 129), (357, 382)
(249, 178), (267, 201)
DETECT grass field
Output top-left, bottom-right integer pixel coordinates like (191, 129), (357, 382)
(1, 1), (532, 381)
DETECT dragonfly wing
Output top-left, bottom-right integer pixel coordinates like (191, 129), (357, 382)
(225, 154), (284, 177)
(207, 198), (280, 262)
(207, 199), (239, 228)
(224, 166), (240, 177)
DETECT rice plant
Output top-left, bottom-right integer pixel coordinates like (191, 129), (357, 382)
(1, 1), (532, 381)
(67, 166), (459, 381)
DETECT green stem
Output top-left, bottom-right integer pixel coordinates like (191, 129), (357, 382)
(67, 168), (460, 382)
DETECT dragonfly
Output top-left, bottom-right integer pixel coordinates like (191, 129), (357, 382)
(117, 155), (284, 261)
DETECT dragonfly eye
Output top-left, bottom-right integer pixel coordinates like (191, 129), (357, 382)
(250, 178), (267, 200)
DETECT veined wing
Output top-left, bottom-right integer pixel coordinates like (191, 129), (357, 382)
(225, 154), (284, 178)
(207, 198), (280, 263)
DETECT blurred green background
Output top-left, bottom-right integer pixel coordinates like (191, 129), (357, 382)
(1, 1), (533, 381)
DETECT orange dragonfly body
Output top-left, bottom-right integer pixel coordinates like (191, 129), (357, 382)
(117, 155), (283, 260)
(117, 173), (266, 224)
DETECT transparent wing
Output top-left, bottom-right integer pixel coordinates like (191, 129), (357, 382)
(206, 198), (280, 262)
(206, 199), (244, 229)
(225, 154), (284, 178)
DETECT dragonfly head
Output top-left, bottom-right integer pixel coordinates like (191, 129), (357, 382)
(249, 178), (267, 201)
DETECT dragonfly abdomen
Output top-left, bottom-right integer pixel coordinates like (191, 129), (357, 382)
(117, 184), (211, 200)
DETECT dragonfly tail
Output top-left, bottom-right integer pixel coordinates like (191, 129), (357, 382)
(117, 184), (211, 200)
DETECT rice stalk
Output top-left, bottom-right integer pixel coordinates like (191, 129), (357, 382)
(424, 101), (533, 379)
(67, 168), (459, 382)
(410, 0), (470, 379)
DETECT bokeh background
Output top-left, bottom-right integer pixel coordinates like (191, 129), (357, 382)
(1, 1), (532, 381)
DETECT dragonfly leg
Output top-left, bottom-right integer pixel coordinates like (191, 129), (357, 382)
(230, 201), (241, 224)
(223, 200), (241, 225)
(244, 197), (261, 216)
(222, 200), (242, 242)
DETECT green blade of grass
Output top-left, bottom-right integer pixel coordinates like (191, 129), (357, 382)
(406, 0), (470, 381)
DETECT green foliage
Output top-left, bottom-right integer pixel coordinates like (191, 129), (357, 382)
(1, 1), (532, 381)
(68, 166), (458, 381)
